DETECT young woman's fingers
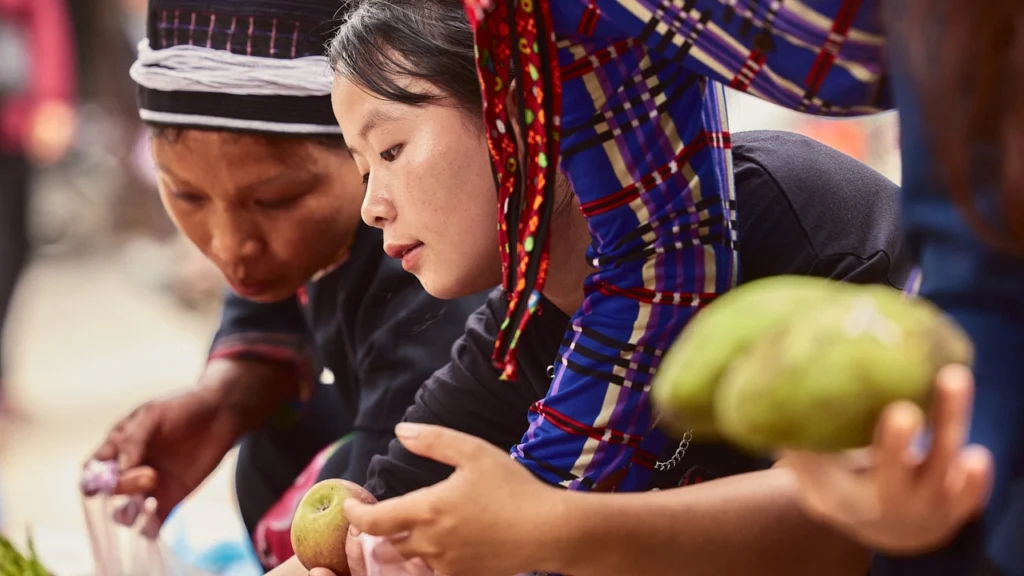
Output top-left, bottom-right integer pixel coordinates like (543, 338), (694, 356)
(921, 365), (974, 487)
(874, 400), (924, 500)
(344, 493), (431, 537)
(947, 444), (994, 523)
(394, 424), (492, 469)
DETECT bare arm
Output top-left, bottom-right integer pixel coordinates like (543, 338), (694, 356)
(199, 356), (302, 436)
(343, 425), (869, 576)
(544, 467), (869, 576)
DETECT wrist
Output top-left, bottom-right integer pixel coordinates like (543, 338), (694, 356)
(198, 358), (299, 435)
(531, 489), (592, 575)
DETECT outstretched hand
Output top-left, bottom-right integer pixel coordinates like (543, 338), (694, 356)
(342, 424), (562, 576)
(783, 364), (993, 555)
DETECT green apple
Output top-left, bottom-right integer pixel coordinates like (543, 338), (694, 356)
(291, 479), (377, 575)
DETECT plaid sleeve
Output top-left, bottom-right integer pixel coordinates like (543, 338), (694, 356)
(511, 33), (738, 490)
(510, 0), (889, 493)
(552, 0), (891, 114)
(210, 290), (316, 426)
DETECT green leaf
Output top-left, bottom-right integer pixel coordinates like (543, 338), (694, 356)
(0, 529), (52, 576)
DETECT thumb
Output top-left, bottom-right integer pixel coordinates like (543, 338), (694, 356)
(346, 526), (368, 576)
(309, 570), (338, 576)
(394, 423), (491, 468)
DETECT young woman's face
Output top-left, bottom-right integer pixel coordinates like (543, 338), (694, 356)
(332, 76), (502, 299)
(150, 129), (363, 303)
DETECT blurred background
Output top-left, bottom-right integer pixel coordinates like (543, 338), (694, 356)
(0, 1), (900, 574)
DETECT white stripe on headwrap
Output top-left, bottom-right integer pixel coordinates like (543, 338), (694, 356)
(139, 109), (342, 134)
(130, 39), (334, 97)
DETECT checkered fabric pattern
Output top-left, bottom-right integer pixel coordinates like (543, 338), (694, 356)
(136, 0), (344, 133)
(483, 0), (893, 492)
(147, 2), (333, 59)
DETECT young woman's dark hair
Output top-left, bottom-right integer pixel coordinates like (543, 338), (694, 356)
(909, 0), (1024, 252)
(329, 0), (481, 110)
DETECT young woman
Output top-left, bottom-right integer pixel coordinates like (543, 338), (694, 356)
(79, 0), (487, 570)
(334, 0), (899, 505)
(259, 2), (923, 574)
(318, 1), (1007, 575)
(340, 1), (1017, 575)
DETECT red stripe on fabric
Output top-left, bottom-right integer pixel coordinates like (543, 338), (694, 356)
(580, 131), (726, 217)
(591, 282), (720, 307)
(728, 50), (768, 92)
(576, 1), (602, 36)
(209, 343), (303, 363)
(209, 343), (314, 404)
(629, 449), (659, 469)
(561, 38), (635, 80)
(529, 402), (645, 449)
(804, 0), (861, 93)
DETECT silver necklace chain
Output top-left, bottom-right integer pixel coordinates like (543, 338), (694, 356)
(654, 430), (692, 471)
(546, 365), (692, 473)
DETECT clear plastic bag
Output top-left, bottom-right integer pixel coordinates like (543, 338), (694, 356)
(80, 460), (215, 576)
(357, 535), (531, 576)
(358, 535), (435, 576)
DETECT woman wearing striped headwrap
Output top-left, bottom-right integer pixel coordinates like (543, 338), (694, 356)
(291, 1), (927, 574)
(331, 1), (1019, 576)
(79, 0), (488, 570)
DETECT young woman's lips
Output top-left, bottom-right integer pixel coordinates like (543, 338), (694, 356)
(400, 243), (424, 271)
(384, 242), (424, 272)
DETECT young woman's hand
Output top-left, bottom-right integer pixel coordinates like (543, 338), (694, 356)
(782, 364), (993, 555)
(342, 424), (563, 576)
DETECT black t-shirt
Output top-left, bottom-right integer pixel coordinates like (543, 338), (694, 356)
(212, 223), (490, 485)
(365, 130), (912, 500)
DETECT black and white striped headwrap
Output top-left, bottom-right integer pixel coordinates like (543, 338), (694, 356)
(131, 0), (345, 135)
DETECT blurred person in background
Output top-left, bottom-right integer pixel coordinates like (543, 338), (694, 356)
(0, 0), (76, 417)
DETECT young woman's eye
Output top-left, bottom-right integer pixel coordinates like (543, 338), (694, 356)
(380, 144), (402, 162)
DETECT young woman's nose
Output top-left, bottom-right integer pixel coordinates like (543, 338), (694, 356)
(360, 177), (397, 228)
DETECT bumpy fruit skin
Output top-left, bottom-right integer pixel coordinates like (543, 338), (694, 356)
(714, 285), (974, 453)
(291, 479), (377, 575)
(652, 276), (840, 438)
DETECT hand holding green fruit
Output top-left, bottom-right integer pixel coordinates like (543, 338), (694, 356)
(291, 479), (377, 576)
(651, 276), (974, 453)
